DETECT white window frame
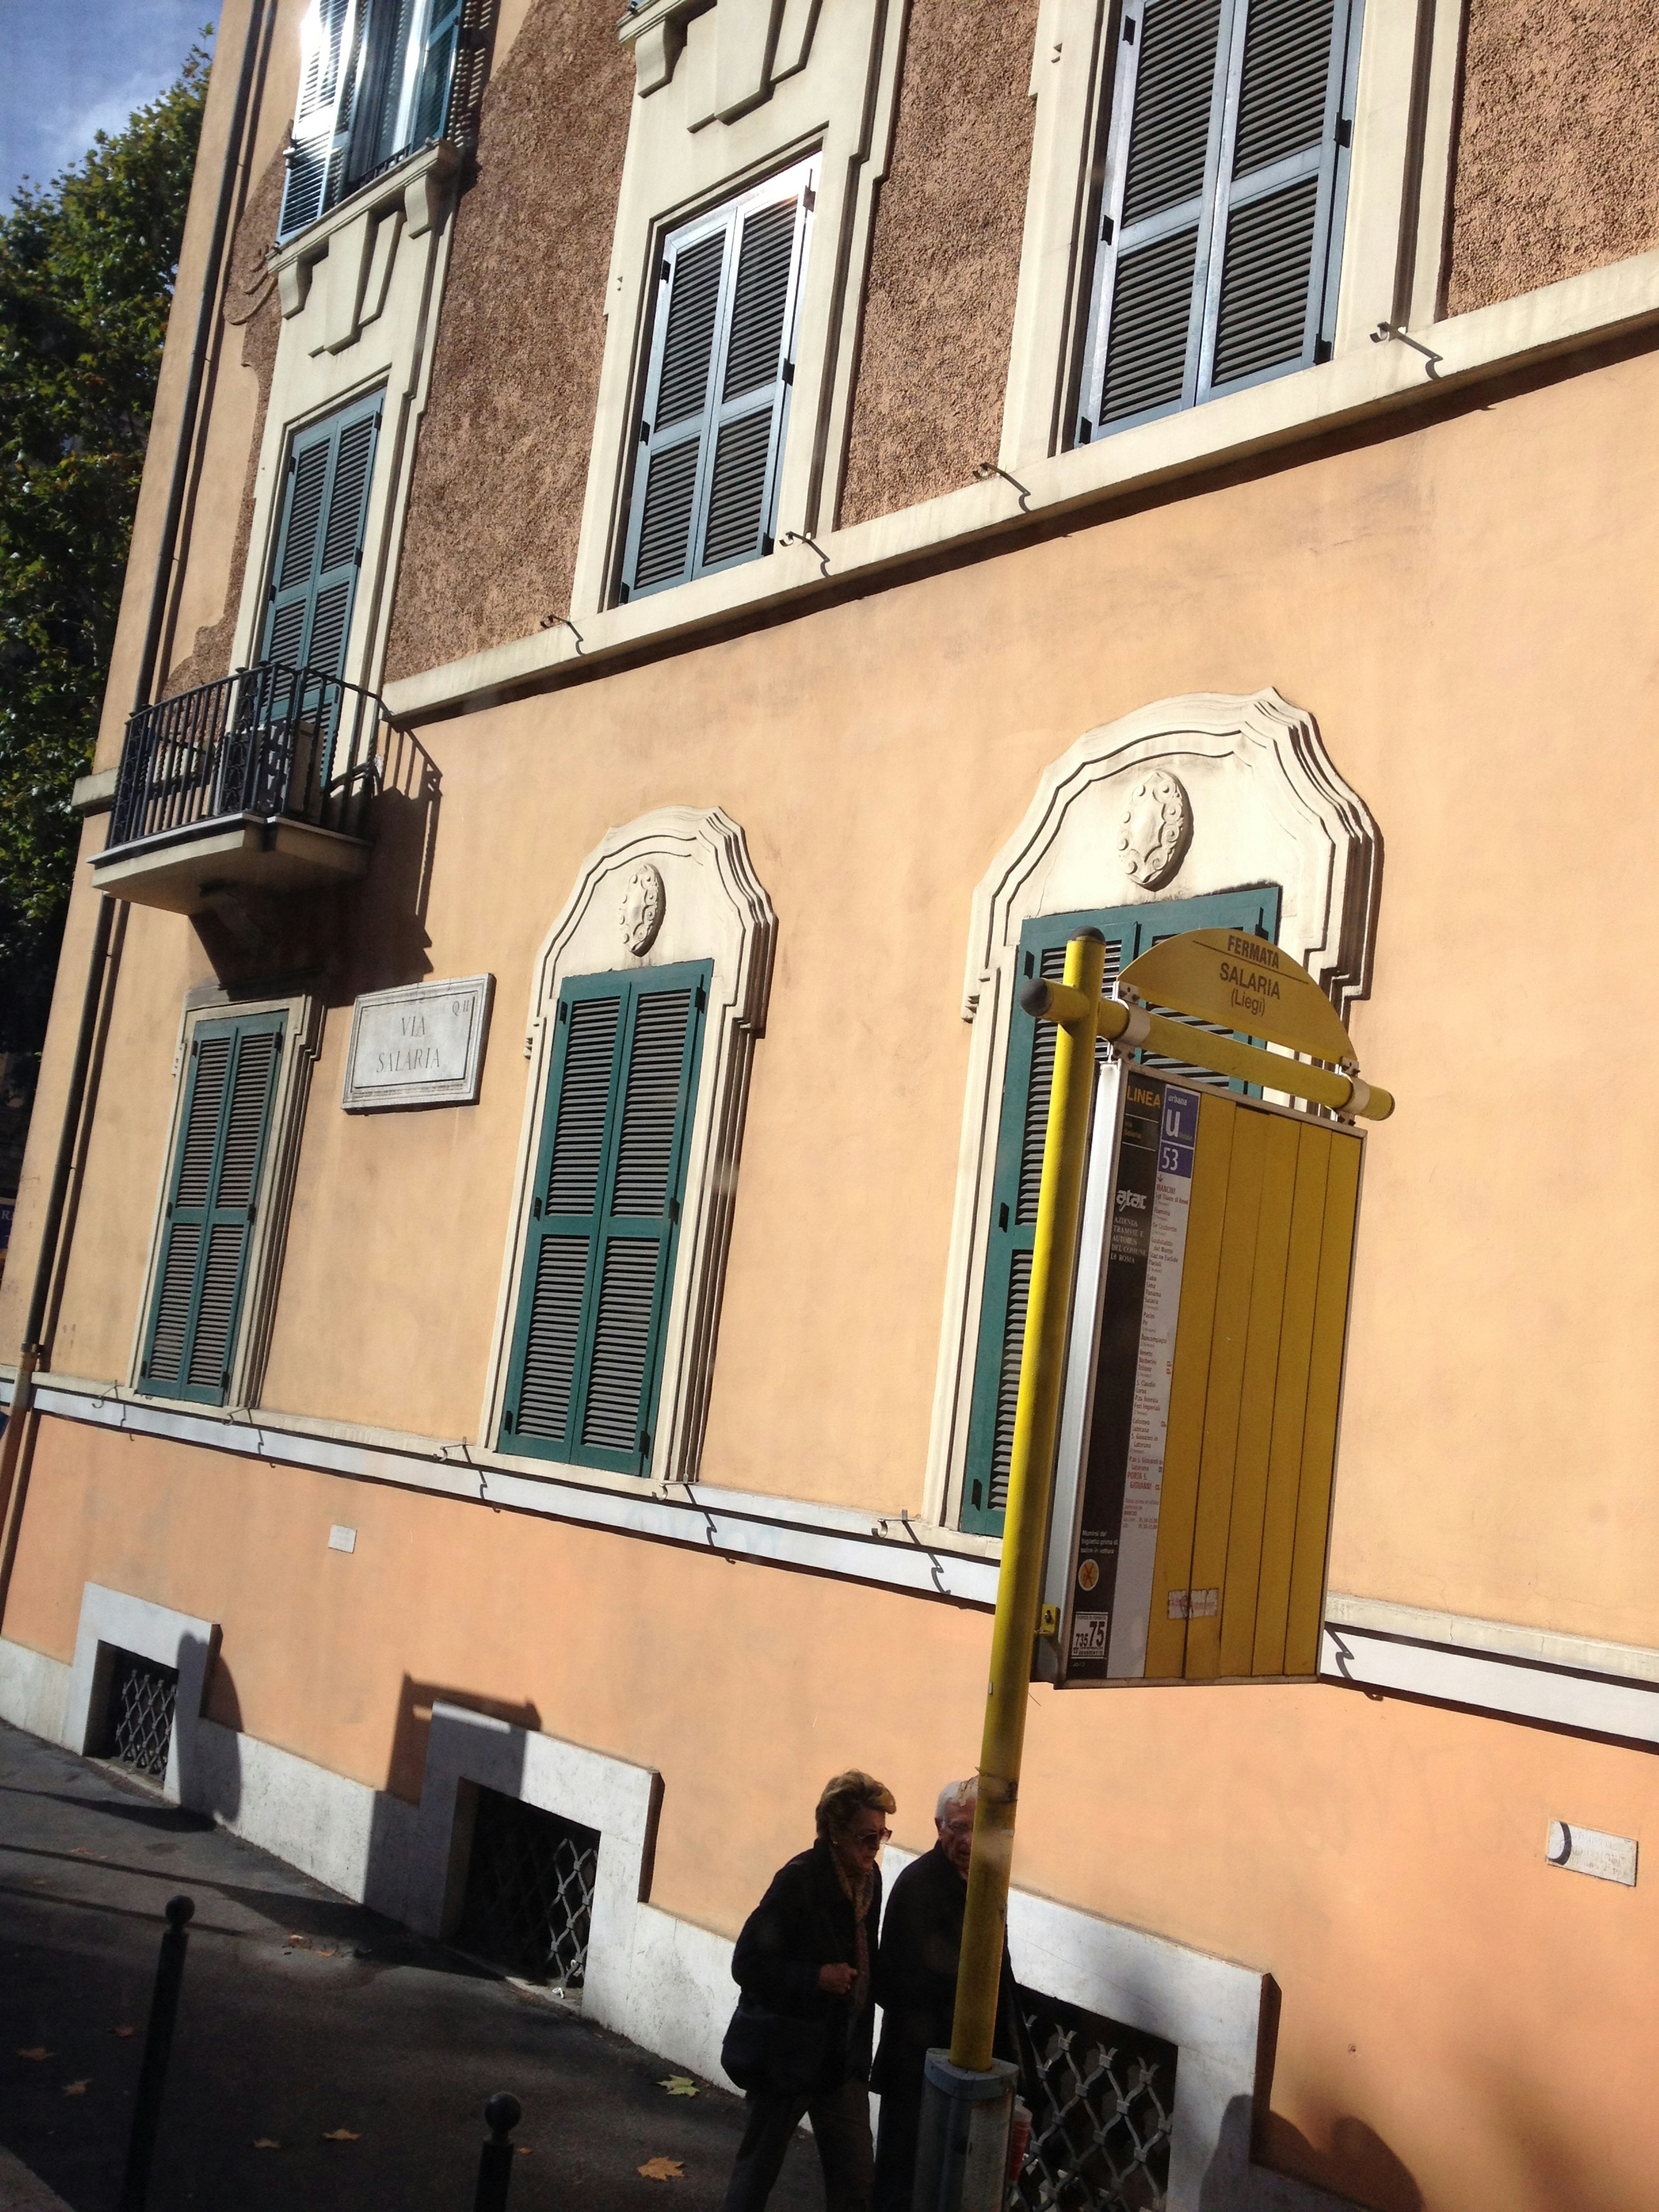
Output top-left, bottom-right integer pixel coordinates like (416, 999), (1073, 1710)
(566, 0), (909, 623)
(481, 807), (777, 1491)
(1000, 0), (1465, 471)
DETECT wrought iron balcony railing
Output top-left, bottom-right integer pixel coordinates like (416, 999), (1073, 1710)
(109, 661), (387, 856)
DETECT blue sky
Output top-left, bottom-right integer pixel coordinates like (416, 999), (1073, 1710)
(0, 3), (217, 204)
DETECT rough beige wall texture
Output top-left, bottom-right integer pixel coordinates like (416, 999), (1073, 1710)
(382, 0), (632, 681)
(162, 142), (287, 696)
(1445, 0), (1659, 315)
(837, 0), (1039, 528)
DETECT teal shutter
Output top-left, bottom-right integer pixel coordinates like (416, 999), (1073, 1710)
(140, 1013), (285, 1407)
(960, 887), (1282, 1535)
(1077, 0), (1362, 438)
(501, 963), (710, 1477)
(621, 166), (814, 601)
(409, 0), (464, 145)
(278, 0), (365, 240)
(261, 391), (383, 679)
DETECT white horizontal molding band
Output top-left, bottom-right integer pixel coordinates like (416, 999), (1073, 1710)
(1320, 1612), (1659, 1746)
(22, 1374), (1001, 1608)
(383, 249), (1659, 722)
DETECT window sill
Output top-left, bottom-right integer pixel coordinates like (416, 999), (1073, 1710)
(382, 244), (1659, 724)
(268, 139), (458, 319)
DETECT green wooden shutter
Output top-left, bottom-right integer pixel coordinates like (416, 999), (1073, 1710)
(961, 887), (1283, 1535)
(1077, 0), (1361, 438)
(140, 1013), (285, 1407)
(501, 963), (710, 1477)
(261, 391), (383, 679)
(621, 163), (814, 601)
(409, 0), (464, 144)
(278, 0), (365, 240)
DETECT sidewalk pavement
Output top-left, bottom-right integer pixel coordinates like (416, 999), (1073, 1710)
(0, 1719), (819, 2212)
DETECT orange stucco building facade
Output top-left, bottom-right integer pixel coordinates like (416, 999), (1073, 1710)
(5, 3), (1659, 2207)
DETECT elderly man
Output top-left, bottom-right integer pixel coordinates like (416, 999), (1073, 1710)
(870, 1779), (1027, 2212)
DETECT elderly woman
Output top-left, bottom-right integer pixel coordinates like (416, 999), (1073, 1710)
(721, 1769), (897, 2212)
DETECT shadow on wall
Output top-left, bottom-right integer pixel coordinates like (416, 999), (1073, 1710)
(362, 1678), (542, 1927)
(179, 1629), (242, 1825)
(188, 723), (442, 993)
(1202, 2094), (1423, 2212)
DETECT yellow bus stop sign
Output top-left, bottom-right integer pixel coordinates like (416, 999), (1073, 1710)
(1118, 928), (1355, 1064)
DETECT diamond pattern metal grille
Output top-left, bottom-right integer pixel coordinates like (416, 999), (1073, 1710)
(458, 1786), (600, 1989)
(1015, 1988), (1177, 2212)
(106, 1650), (179, 1781)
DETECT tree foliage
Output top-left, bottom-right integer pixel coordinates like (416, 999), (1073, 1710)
(0, 49), (209, 1049)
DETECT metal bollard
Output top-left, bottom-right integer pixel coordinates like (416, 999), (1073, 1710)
(473, 2091), (523, 2212)
(118, 1893), (195, 2212)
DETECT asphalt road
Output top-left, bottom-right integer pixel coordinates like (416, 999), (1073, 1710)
(0, 1720), (820, 2212)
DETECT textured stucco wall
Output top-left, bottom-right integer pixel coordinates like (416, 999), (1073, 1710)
(161, 141), (287, 696)
(1445, 0), (1659, 315)
(381, 0), (632, 681)
(837, 0), (1039, 527)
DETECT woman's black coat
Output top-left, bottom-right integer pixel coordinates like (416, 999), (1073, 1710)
(731, 1838), (884, 2090)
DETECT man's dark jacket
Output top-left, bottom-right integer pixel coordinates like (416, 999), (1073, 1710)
(731, 1839), (884, 2090)
(870, 1844), (1023, 2100)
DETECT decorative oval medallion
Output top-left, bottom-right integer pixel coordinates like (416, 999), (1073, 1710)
(1116, 769), (1192, 890)
(619, 861), (666, 956)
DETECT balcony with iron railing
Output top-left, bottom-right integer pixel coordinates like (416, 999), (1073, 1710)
(93, 661), (390, 914)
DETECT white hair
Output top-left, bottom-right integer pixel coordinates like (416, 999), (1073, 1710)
(935, 1778), (977, 1821)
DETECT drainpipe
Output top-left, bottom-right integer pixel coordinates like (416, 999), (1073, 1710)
(0, 3), (270, 1601)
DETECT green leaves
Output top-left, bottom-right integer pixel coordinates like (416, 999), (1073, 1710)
(0, 45), (207, 1047)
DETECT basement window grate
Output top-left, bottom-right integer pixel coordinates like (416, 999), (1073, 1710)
(457, 1786), (600, 1989)
(104, 1649), (179, 1781)
(1015, 1987), (1178, 2212)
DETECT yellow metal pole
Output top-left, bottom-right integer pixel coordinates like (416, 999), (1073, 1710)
(949, 927), (1106, 2073)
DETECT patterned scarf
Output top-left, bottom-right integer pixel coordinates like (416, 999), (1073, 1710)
(833, 1853), (875, 2019)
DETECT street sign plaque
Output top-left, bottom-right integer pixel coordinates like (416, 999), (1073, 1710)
(1118, 928), (1355, 1063)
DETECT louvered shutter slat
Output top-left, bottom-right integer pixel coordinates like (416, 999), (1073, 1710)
(547, 997), (621, 1214)
(147, 1227), (201, 1385)
(632, 443), (703, 596)
(1211, 176), (1320, 385)
(217, 1032), (279, 1207)
(580, 1239), (662, 1450)
(657, 232), (726, 427)
(1122, 0), (1224, 224)
(702, 412), (775, 569)
(174, 1039), (230, 1208)
(410, 0), (464, 146)
(1100, 232), (1201, 423)
(515, 1236), (591, 1440)
(612, 990), (693, 1216)
(721, 198), (798, 399)
(277, 446), (329, 592)
(188, 1224), (248, 1389)
(1232, 0), (1337, 173)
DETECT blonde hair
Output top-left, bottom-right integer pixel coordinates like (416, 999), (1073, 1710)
(815, 1768), (897, 1843)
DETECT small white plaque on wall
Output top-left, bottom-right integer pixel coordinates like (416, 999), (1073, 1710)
(342, 975), (493, 1111)
(1546, 1820), (1637, 1885)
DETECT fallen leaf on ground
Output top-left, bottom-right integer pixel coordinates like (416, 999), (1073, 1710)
(517, 2145), (531, 2156)
(17, 2048), (52, 2061)
(638, 2158), (684, 2181)
(316, 1946), (337, 1958)
(62, 2080), (90, 2097)
(69, 1847), (95, 1857)
(288, 1934), (308, 1945)
(659, 2076), (698, 2096)
(253, 2139), (280, 2150)
(321, 2128), (362, 2142)
(112, 2026), (136, 2038)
